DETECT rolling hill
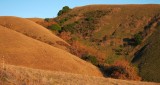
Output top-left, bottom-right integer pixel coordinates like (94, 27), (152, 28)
(0, 4), (160, 84)
(27, 18), (57, 28)
(0, 16), (69, 51)
(0, 17), (103, 77)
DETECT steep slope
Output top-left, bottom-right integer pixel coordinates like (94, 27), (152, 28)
(132, 25), (160, 82)
(55, 4), (160, 64)
(0, 65), (159, 85)
(0, 25), (102, 77)
(0, 16), (69, 51)
(57, 4), (160, 39)
(54, 5), (160, 82)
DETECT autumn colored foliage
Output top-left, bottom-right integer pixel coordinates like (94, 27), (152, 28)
(104, 60), (141, 81)
(59, 31), (72, 41)
(69, 41), (106, 63)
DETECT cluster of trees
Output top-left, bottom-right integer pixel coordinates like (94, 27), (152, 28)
(58, 6), (71, 16)
(43, 6), (71, 32)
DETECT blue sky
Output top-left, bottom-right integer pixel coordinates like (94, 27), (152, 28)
(0, 0), (160, 18)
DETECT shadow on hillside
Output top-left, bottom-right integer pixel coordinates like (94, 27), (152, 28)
(131, 44), (149, 63)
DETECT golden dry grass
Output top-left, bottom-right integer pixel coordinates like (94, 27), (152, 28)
(0, 16), (69, 51)
(27, 18), (44, 22)
(0, 23), (102, 77)
(0, 65), (159, 85)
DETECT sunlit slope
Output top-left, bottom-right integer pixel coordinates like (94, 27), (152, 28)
(0, 16), (69, 51)
(55, 4), (160, 64)
(0, 25), (102, 77)
(27, 18), (44, 22)
(57, 4), (160, 39)
(0, 65), (159, 85)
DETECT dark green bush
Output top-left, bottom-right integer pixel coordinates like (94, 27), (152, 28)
(134, 33), (143, 45)
(62, 23), (76, 33)
(44, 18), (50, 22)
(48, 24), (61, 31)
(75, 21), (79, 24)
(59, 18), (68, 24)
(85, 17), (94, 21)
(82, 54), (98, 65)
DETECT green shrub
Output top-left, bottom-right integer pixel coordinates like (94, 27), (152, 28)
(134, 33), (143, 45)
(75, 21), (79, 24)
(44, 18), (50, 22)
(48, 24), (61, 31)
(82, 54), (98, 65)
(59, 18), (68, 24)
(85, 17), (94, 21)
(62, 23), (76, 33)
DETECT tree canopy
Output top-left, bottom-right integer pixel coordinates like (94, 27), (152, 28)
(57, 6), (71, 16)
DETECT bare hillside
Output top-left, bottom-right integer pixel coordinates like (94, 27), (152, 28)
(0, 25), (102, 77)
(0, 16), (69, 51)
(27, 18), (44, 22)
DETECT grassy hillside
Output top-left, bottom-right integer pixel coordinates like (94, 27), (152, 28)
(27, 18), (44, 22)
(0, 65), (159, 85)
(0, 16), (69, 51)
(27, 18), (58, 29)
(132, 25), (160, 82)
(55, 5), (160, 65)
(0, 21), (103, 77)
(53, 5), (160, 81)
(0, 4), (160, 84)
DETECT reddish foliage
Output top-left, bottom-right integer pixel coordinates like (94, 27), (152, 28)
(69, 41), (106, 63)
(59, 32), (72, 41)
(105, 60), (141, 81)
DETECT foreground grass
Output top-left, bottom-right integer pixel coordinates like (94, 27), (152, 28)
(0, 65), (159, 85)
